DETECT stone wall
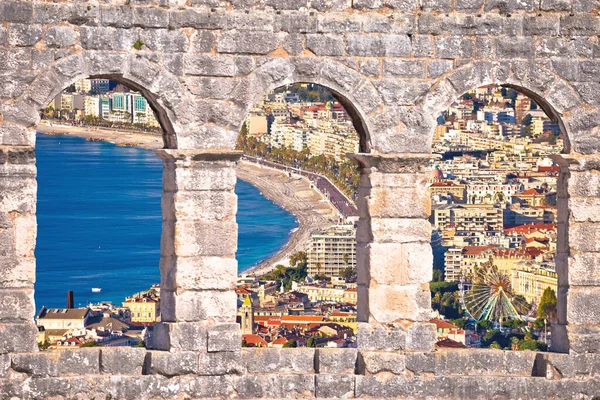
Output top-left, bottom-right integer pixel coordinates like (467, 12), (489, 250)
(2, 0), (600, 397)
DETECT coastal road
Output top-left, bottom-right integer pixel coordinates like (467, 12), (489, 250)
(242, 155), (358, 217)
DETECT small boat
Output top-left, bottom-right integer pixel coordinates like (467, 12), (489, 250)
(92, 288), (102, 293)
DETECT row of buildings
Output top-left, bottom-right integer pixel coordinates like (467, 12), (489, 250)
(46, 79), (160, 127)
(35, 286), (160, 349)
(431, 85), (560, 304)
(236, 275), (357, 348)
(244, 87), (360, 162)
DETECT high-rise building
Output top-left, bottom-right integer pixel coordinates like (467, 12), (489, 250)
(307, 225), (356, 277)
(91, 79), (110, 94)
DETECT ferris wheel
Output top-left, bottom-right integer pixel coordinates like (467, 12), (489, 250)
(459, 265), (527, 323)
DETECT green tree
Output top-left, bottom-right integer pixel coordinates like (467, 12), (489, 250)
(537, 287), (557, 322)
(80, 341), (98, 347)
(432, 269), (444, 282)
(490, 341), (501, 349)
(307, 337), (317, 348)
(38, 341), (50, 350)
(242, 338), (248, 347)
(341, 267), (356, 280)
(282, 339), (297, 348)
(450, 318), (467, 329)
(477, 320), (493, 331)
(135, 340), (146, 348)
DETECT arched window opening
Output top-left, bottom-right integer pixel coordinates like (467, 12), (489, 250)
(35, 79), (164, 350)
(429, 84), (564, 352)
(234, 83), (362, 348)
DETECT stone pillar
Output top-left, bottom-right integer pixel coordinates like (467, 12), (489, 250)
(0, 147), (39, 353)
(554, 154), (600, 354)
(154, 149), (242, 352)
(350, 153), (437, 352)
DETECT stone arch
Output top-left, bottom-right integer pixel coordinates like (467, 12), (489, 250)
(418, 60), (583, 155)
(14, 52), (194, 149)
(228, 57), (383, 153)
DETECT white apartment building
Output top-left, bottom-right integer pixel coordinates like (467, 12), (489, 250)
(307, 225), (356, 278)
(466, 181), (523, 205)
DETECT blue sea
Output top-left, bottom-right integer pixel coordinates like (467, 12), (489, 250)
(34, 133), (297, 310)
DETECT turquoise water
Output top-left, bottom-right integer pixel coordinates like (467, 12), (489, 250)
(34, 133), (297, 310)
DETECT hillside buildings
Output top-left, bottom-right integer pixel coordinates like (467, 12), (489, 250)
(243, 85), (360, 162)
(47, 79), (160, 128)
(431, 86), (559, 303)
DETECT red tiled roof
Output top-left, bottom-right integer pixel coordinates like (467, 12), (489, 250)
(538, 166), (559, 172)
(243, 334), (268, 347)
(519, 188), (544, 196)
(504, 224), (556, 235)
(272, 337), (287, 345)
(436, 338), (467, 349)
(430, 318), (458, 330)
(462, 246), (495, 256)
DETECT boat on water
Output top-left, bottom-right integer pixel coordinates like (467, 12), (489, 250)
(91, 287), (102, 293)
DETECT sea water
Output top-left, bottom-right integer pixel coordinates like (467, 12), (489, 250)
(34, 133), (297, 310)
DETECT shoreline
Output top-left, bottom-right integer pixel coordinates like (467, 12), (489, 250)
(236, 161), (338, 277)
(36, 121), (163, 150)
(36, 124), (339, 278)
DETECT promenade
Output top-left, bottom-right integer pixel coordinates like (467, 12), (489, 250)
(242, 155), (359, 218)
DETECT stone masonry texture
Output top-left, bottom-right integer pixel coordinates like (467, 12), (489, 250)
(2, 0), (600, 398)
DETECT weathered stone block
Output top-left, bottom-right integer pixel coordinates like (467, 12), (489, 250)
(7, 24), (41, 47)
(569, 222), (600, 252)
(568, 324), (600, 354)
(503, 350), (537, 375)
(2, 1), (33, 23)
(357, 322), (406, 350)
(163, 162), (237, 192)
(147, 350), (198, 376)
(428, 59), (453, 78)
(161, 289), (236, 323)
(170, 9), (226, 29)
(161, 255), (237, 291)
(346, 34), (411, 57)
(183, 54), (236, 77)
(315, 374), (354, 398)
(243, 348), (315, 374)
(234, 374), (315, 398)
(166, 191), (237, 222)
(0, 322), (37, 352)
(80, 26), (137, 51)
(359, 351), (406, 374)
(306, 34), (345, 56)
(217, 31), (280, 54)
(436, 36), (474, 59)
(153, 321), (208, 351)
(0, 288), (35, 321)
(198, 351), (246, 375)
(174, 220), (237, 257)
(569, 197), (600, 222)
(0, 353), (9, 378)
(358, 242), (432, 286)
(12, 352), (59, 377)
(405, 351), (437, 374)
(372, 79), (431, 106)
(58, 349), (100, 375)
(406, 322), (436, 351)
(100, 347), (146, 375)
(567, 286), (600, 324)
(188, 375), (235, 398)
(569, 252), (600, 286)
(132, 7), (169, 28)
(208, 323), (241, 352)
(0, 256), (35, 289)
(382, 60), (426, 78)
(316, 348), (357, 374)
(368, 283), (432, 323)
(360, 218), (431, 244)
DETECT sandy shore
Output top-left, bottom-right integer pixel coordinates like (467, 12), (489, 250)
(236, 161), (339, 277)
(37, 121), (163, 150)
(36, 124), (338, 278)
